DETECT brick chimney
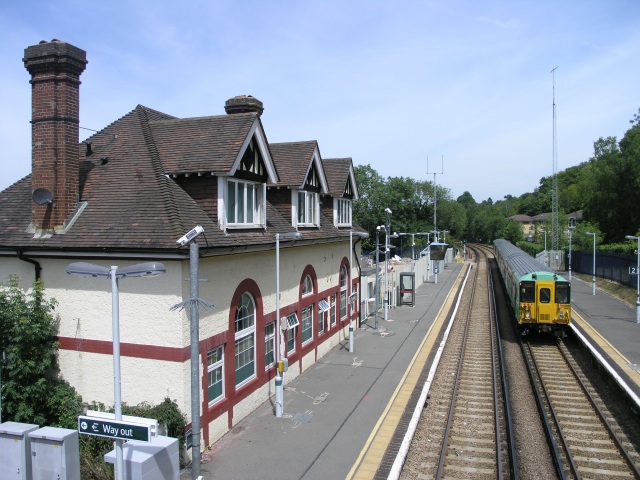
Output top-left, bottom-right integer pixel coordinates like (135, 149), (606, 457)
(23, 39), (87, 231)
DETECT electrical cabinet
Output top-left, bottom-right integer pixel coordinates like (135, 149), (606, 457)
(0, 421), (39, 479)
(28, 427), (80, 480)
(105, 436), (179, 480)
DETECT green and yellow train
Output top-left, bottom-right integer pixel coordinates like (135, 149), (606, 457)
(493, 239), (571, 336)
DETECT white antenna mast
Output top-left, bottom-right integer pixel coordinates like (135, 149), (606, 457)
(551, 67), (559, 261)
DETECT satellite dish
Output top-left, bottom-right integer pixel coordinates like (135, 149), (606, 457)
(32, 188), (53, 205)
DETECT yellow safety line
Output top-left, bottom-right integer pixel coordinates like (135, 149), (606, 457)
(571, 310), (640, 383)
(347, 264), (469, 480)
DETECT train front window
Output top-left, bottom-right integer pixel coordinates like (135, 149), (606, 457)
(520, 282), (535, 302)
(540, 288), (551, 303)
(556, 283), (570, 304)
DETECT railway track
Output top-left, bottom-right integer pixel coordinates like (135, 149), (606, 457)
(401, 246), (517, 479)
(522, 338), (640, 479)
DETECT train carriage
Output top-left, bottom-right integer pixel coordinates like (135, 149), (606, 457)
(493, 239), (570, 335)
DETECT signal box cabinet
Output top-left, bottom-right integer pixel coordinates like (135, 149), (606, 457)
(105, 436), (179, 480)
(0, 421), (39, 479)
(28, 427), (80, 480)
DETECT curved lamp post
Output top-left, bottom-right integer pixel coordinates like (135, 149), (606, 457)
(67, 262), (165, 480)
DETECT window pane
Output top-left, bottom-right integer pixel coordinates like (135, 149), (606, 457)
(302, 306), (313, 343)
(303, 275), (313, 295)
(540, 288), (551, 303)
(330, 294), (336, 326)
(307, 193), (314, 223)
(287, 328), (296, 354)
(265, 323), (275, 367)
(298, 192), (305, 223)
(207, 346), (224, 403)
(235, 334), (255, 385)
(235, 293), (255, 333)
(238, 183), (245, 223)
(246, 184), (254, 223)
(228, 181), (236, 223)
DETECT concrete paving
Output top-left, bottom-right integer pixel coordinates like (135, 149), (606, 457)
(180, 260), (640, 480)
(183, 262), (464, 480)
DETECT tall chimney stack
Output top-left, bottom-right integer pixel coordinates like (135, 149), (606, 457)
(23, 39), (87, 231)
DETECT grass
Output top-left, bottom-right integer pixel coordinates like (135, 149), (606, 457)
(573, 273), (638, 306)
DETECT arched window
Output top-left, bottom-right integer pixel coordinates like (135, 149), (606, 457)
(340, 264), (348, 319)
(302, 274), (313, 296)
(235, 293), (256, 386)
(301, 274), (314, 344)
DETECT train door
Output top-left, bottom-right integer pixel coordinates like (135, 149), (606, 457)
(536, 281), (554, 325)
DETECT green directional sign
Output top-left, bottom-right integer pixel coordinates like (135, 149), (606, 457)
(78, 416), (151, 442)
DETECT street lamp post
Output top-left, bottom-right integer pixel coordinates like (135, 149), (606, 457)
(374, 225), (385, 329)
(567, 229), (572, 280)
(625, 235), (640, 324)
(67, 262), (166, 480)
(540, 229), (547, 266)
(384, 208), (392, 321)
(586, 232), (597, 295)
(275, 232), (301, 418)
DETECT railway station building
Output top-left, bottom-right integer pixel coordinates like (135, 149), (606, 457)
(0, 39), (366, 447)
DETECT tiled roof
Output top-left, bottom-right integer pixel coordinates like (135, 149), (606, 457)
(151, 112), (260, 175)
(323, 158), (356, 198)
(507, 214), (533, 222)
(0, 105), (365, 256)
(269, 141), (319, 188)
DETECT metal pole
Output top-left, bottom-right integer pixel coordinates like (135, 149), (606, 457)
(189, 243), (201, 479)
(349, 231), (354, 353)
(592, 234), (596, 295)
(375, 229), (380, 330)
(110, 266), (123, 480)
(384, 213), (390, 321)
(275, 234), (283, 417)
(411, 234), (415, 273)
(636, 237), (640, 323)
(568, 230), (572, 280)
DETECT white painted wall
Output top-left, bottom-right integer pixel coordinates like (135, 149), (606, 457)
(0, 238), (360, 441)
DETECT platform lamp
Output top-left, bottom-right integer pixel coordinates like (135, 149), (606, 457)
(275, 231), (302, 418)
(384, 208), (392, 321)
(625, 235), (640, 324)
(67, 262), (166, 480)
(585, 232), (596, 296)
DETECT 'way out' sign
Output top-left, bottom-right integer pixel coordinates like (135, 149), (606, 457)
(78, 416), (151, 442)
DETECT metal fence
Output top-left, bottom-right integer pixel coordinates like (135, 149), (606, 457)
(568, 250), (638, 289)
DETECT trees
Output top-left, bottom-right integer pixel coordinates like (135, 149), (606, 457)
(583, 130), (640, 242)
(0, 276), (82, 427)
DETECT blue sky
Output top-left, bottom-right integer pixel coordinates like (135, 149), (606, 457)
(1, 1), (638, 202)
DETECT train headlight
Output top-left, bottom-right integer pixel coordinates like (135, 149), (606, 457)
(524, 306), (531, 319)
(559, 310), (564, 320)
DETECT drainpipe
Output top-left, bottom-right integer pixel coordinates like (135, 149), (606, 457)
(352, 237), (363, 328)
(17, 251), (42, 281)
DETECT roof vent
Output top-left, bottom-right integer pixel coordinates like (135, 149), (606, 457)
(224, 95), (264, 117)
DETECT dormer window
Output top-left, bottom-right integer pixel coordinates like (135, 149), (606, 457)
(227, 179), (264, 227)
(336, 198), (352, 227)
(298, 191), (319, 226)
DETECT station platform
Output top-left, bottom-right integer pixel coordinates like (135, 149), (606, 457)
(182, 261), (640, 480)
